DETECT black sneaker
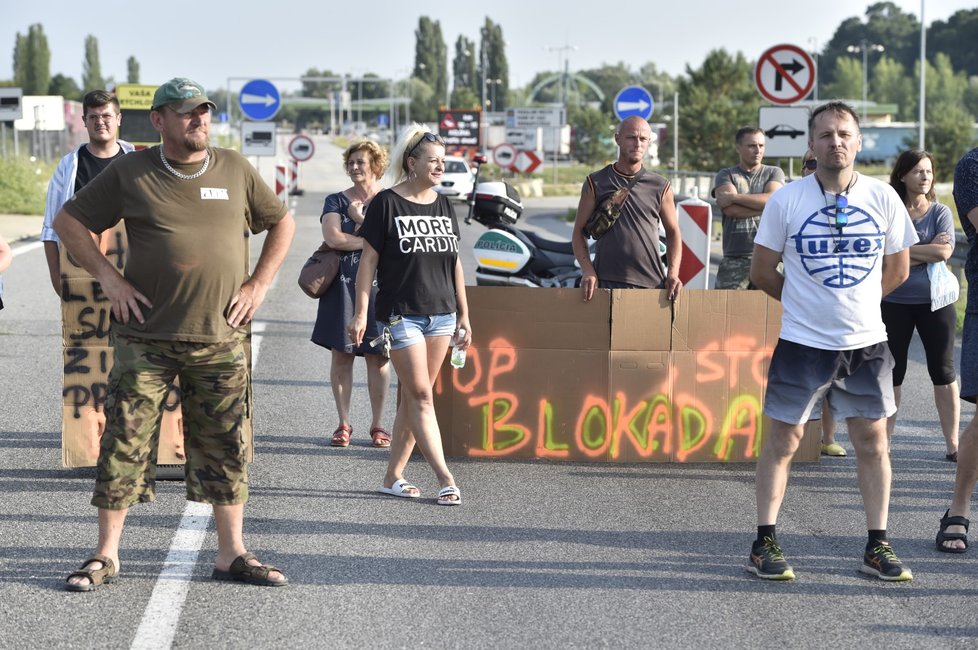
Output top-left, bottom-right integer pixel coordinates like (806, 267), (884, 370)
(747, 536), (796, 580)
(860, 542), (913, 582)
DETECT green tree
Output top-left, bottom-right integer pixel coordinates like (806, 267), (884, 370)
(48, 73), (81, 100)
(301, 67), (342, 97)
(922, 53), (976, 178)
(928, 8), (978, 77)
(451, 35), (477, 107)
(414, 17), (447, 113)
(82, 35), (104, 91)
(822, 56), (862, 101)
(568, 104), (615, 165)
(479, 18), (509, 111)
(127, 56), (139, 84)
(677, 49), (759, 171)
(13, 24), (50, 94)
(871, 56), (915, 120)
(406, 77), (435, 124)
(821, 3), (918, 89)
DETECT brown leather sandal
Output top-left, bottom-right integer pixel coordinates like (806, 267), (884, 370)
(65, 554), (117, 592)
(211, 552), (288, 587)
(330, 424), (352, 447)
(370, 427), (391, 448)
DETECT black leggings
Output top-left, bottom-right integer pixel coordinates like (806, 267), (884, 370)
(881, 300), (957, 386)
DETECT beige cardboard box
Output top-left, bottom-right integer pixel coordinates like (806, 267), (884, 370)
(58, 225), (126, 281)
(434, 287), (819, 463)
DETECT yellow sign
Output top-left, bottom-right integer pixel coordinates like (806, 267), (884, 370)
(115, 84), (157, 110)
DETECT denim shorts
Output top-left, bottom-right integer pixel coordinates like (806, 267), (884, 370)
(380, 313), (457, 351)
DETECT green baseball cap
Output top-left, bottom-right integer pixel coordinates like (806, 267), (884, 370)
(151, 77), (217, 113)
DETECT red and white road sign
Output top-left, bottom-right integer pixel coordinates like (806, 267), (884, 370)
(676, 193), (713, 289)
(275, 164), (287, 202)
(754, 44), (816, 105)
(288, 158), (298, 193)
(512, 150), (542, 174)
(288, 135), (315, 162)
(492, 143), (517, 169)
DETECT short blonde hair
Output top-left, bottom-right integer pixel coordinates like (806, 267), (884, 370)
(342, 140), (388, 179)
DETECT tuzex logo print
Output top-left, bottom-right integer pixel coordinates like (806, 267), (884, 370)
(395, 215), (459, 254)
(790, 203), (884, 289)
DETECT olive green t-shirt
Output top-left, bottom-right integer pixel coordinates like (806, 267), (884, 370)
(63, 146), (287, 342)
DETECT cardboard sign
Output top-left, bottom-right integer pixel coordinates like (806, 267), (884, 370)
(434, 287), (819, 463)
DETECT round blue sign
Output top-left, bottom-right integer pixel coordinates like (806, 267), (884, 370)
(613, 86), (654, 121)
(239, 79), (281, 121)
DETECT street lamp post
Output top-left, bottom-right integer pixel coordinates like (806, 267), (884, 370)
(846, 39), (885, 122)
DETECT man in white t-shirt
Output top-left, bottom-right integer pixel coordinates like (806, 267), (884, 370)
(747, 101), (917, 582)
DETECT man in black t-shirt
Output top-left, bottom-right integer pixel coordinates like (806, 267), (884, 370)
(41, 89), (134, 295)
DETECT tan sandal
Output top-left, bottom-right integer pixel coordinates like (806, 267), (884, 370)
(65, 554), (117, 592)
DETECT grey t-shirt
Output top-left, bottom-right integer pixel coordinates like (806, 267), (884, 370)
(713, 164), (785, 256)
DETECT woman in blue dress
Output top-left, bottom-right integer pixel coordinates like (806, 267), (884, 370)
(311, 141), (391, 448)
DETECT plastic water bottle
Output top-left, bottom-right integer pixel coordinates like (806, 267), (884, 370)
(450, 329), (467, 369)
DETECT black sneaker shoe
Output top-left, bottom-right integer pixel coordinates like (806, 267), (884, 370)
(747, 536), (796, 580)
(860, 542), (913, 582)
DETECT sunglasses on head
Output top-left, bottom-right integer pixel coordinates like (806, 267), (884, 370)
(408, 131), (444, 158)
(803, 159), (817, 171)
(833, 194), (849, 228)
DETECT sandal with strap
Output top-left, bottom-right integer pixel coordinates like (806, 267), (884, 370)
(437, 485), (461, 506)
(936, 509), (970, 553)
(65, 554), (117, 592)
(211, 552), (288, 587)
(330, 424), (352, 447)
(370, 427), (391, 448)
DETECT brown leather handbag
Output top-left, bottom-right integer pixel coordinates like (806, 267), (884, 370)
(297, 242), (340, 298)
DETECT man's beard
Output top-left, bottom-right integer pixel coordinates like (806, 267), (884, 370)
(183, 131), (208, 152)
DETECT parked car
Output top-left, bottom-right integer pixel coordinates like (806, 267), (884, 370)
(435, 156), (476, 201)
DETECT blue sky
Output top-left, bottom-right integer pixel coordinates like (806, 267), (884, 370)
(3, 0), (971, 97)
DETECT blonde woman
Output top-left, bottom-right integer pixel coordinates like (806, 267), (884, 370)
(312, 141), (392, 448)
(348, 124), (471, 505)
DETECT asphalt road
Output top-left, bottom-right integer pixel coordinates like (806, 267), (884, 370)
(1, 135), (977, 649)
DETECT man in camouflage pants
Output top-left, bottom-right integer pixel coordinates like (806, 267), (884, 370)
(55, 78), (295, 590)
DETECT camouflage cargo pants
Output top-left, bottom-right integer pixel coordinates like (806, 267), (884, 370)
(714, 255), (756, 290)
(92, 332), (250, 509)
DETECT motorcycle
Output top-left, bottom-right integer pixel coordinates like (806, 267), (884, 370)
(465, 156), (585, 288)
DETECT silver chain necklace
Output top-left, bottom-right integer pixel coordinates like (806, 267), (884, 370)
(159, 145), (210, 180)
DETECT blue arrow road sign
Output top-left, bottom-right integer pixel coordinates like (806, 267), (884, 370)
(239, 79), (281, 121)
(613, 85), (654, 121)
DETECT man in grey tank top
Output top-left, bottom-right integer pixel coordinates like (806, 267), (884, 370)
(571, 116), (683, 302)
(712, 127), (785, 289)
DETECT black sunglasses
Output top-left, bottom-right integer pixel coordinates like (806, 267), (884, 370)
(407, 132), (444, 158)
(803, 159), (817, 171)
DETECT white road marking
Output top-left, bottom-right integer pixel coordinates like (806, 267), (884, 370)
(11, 240), (43, 256)
(129, 321), (267, 650)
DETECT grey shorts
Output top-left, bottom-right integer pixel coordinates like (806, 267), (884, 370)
(763, 339), (896, 425)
